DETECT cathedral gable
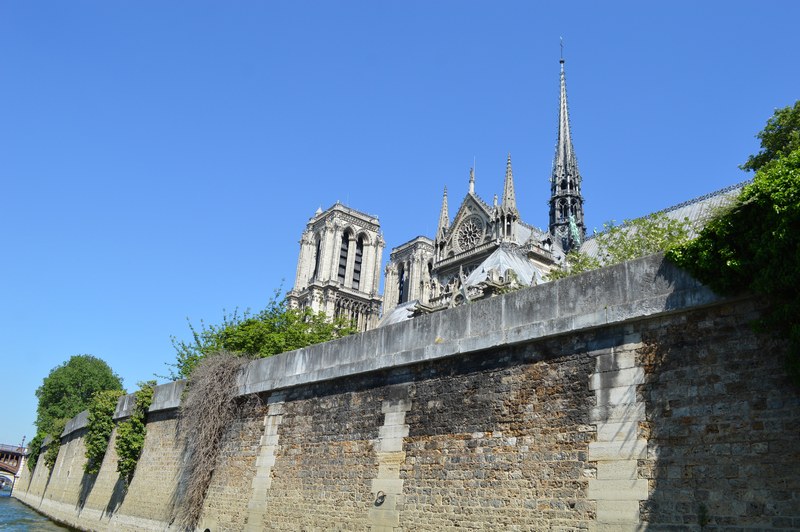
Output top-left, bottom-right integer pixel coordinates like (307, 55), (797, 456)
(443, 194), (494, 256)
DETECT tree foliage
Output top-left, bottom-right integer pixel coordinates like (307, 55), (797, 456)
(548, 213), (694, 280)
(28, 354), (123, 471)
(168, 292), (355, 380)
(84, 389), (125, 475)
(668, 140), (800, 382)
(115, 381), (156, 482)
(741, 101), (800, 172)
(26, 432), (45, 471)
(547, 248), (601, 280)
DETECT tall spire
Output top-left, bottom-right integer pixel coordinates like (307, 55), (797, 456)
(549, 50), (585, 252)
(437, 186), (449, 238)
(502, 152), (517, 213)
(468, 167), (475, 194)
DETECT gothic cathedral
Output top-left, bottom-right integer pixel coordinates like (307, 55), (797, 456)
(289, 57), (585, 330)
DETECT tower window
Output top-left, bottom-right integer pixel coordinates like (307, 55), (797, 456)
(397, 263), (407, 304)
(338, 233), (349, 284)
(352, 236), (364, 290)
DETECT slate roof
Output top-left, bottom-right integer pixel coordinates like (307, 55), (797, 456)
(580, 181), (749, 258)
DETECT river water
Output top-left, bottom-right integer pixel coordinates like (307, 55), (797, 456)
(0, 487), (74, 531)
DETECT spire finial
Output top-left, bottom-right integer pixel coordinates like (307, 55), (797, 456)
(437, 185), (450, 238)
(502, 152), (517, 214)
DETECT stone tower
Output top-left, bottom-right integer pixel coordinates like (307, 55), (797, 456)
(548, 55), (586, 252)
(286, 203), (384, 331)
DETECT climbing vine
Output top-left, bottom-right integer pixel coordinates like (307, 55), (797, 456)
(173, 351), (250, 530)
(42, 418), (68, 470)
(84, 389), (125, 475)
(115, 381), (156, 482)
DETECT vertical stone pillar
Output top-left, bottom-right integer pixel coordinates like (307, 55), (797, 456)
(587, 334), (649, 531)
(383, 264), (398, 311)
(361, 242), (375, 295)
(372, 236), (384, 295)
(319, 223), (338, 283)
(368, 392), (411, 531)
(293, 231), (314, 290)
(244, 393), (286, 532)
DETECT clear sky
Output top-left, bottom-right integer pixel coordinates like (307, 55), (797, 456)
(1, 1), (798, 445)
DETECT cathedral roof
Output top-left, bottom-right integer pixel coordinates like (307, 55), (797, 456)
(579, 180), (749, 257)
(463, 246), (545, 288)
(377, 299), (418, 327)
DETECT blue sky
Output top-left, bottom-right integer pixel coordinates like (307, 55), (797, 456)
(1, 1), (798, 445)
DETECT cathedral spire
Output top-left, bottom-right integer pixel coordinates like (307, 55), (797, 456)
(548, 51), (585, 252)
(468, 167), (475, 194)
(437, 186), (449, 238)
(502, 152), (517, 213)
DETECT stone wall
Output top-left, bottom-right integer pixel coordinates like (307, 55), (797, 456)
(13, 254), (800, 531)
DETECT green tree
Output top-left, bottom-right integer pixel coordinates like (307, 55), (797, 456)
(29, 354), (124, 470)
(168, 292), (355, 379)
(35, 355), (124, 435)
(741, 101), (800, 172)
(548, 212), (694, 280)
(668, 100), (800, 383)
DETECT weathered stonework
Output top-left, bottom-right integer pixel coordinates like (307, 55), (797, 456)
(13, 255), (800, 531)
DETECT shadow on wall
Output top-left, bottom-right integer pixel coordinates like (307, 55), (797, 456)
(641, 293), (800, 530)
(103, 476), (127, 518)
(76, 471), (96, 512)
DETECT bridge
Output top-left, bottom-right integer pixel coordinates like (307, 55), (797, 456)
(0, 443), (27, 489)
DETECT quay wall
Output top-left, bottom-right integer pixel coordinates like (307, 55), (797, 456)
(13, 254), (800, 531)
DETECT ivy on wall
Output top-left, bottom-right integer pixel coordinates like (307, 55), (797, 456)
(115, 381), (156, 482)
(84, 389), (125, 475)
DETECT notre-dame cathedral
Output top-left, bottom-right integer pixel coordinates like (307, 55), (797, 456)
(287, 56), (584, 330)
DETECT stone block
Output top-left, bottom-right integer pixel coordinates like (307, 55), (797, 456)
(587, 479), (648, 501)
(590, 403), (646, 423)
(596, 500), (640, 524)
(594, 385), (638, 406)
(590, 367), (645, 391)
(367, 507), (400, 527)
(596, 460), (639, 480)
(381, 412), (405, 428)
(594, 352), (637, 373)
(378, 437), (404, 452)
(595, 421), (640, 442)
(589, 440), (647, 461)
(371, 478), (404, 494)
(502, 282), (556, 330)
(459, 330), (507, 354)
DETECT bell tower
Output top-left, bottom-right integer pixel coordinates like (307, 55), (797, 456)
(287, 203), (384, 331)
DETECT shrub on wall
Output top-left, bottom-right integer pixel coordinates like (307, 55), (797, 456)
(668, 101), (800, 384)
(548, 212), (694, 280)
(115, 381), (156, 482)
(84, 389), (125, 475)
(167, 290), (355, 379)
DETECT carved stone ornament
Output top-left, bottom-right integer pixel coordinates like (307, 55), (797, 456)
(456, 216), (484, 252)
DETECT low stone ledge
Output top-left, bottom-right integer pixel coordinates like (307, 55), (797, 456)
(236, 253), (724, 397)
